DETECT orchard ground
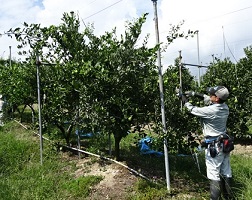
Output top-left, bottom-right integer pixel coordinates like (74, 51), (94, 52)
(64, 144), (252, 200)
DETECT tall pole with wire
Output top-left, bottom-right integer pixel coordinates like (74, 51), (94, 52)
(9, 46), (11, 67)
(222, 26), (226, 58)
(151, 0), (170, 191)
(196, 30), (200, 87)
(36, 54), (43, 165)
(179, 51), (183, 110)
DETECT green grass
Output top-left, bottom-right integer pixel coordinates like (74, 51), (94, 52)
(63, 175), (103, 198)
(1, 121), (252, 199)
(0, 121), (103, 200)
(231, 155), (252, 199)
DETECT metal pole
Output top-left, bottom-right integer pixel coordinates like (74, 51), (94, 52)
(222, 26), (226, 58)
(9, 46), (11, 67)
(77, 132), (81, 159)
(151, 0), (170, 191)
(36, 54), (43, 165)
(76, 106), (81, 159)
(196, 31), (200, 87)
(179, 51), (183, 110)
(182, 63), (209, 68)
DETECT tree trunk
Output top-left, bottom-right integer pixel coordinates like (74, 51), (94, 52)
(56, 124), (68, 144)
(66, 124), (73, 146)
(114, 135), (122, 161)
(20, 104), (27, 123)
(27, 104), (36, 123)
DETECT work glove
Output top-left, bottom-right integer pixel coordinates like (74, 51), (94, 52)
(203, 94), (211, 105)
(185, 91), (195, 97)
(185, 91), (205, 98)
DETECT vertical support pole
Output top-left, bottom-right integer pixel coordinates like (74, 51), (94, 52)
(76, 106), (81, 159)
(196, 31), (200, 87)
(108, 133), (112, 156)
(9, 46), (11, 67)
(151, 0), (170, 191)
(222, 26), (226, 58)
(36, 54), (43, 165)
(77, 131), (81, 159)
(179, 51), (183, 110)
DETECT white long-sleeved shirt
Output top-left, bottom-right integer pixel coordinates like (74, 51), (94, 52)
(184, 102), (229, 137)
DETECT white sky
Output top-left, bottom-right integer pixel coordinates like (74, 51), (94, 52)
(1, 0), (252, 78)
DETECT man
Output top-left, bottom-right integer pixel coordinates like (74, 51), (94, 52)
(181, 86), (233, 200)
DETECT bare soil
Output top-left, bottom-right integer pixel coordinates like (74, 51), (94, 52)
(73, 158), (138, 200)
(232, 144), (252, 156)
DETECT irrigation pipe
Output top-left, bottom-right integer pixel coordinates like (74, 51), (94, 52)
(14, 120), (151, 182)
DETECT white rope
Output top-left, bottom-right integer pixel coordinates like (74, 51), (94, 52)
(14, 120), (151, 182)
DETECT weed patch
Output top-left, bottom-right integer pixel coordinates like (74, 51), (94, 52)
(0, 122), (103, 200)
(64, 175), (103, 198)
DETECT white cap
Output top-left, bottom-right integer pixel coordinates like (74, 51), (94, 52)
(207, 86), (229, 100)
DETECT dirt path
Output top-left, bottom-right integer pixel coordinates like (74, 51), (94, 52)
(232, 144), (252, 156)
(74, 158), (138, 200)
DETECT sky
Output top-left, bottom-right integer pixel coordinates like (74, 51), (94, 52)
(1, 0), (252, 79)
